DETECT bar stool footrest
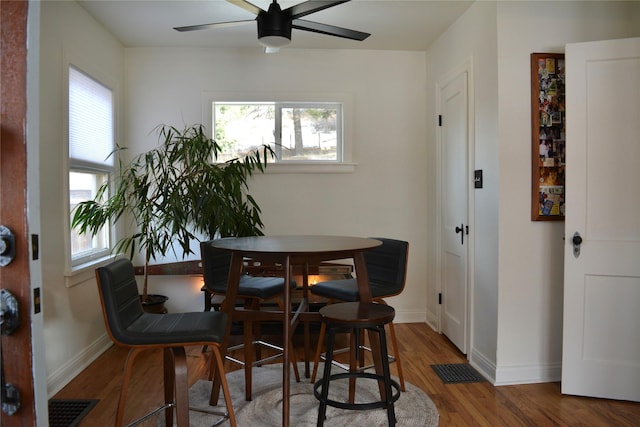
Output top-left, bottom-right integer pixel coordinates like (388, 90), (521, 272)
(313, 372), (401, 411)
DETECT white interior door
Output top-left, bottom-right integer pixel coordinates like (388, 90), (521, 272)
(562, 37), (640, 402)
(439, 68), (469, 354)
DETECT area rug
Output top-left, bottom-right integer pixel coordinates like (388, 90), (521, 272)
(48, 399), (98, 427)
(430, 364), (485, 384)
(183, 363), (439, 426)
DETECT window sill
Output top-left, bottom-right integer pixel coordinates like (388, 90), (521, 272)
(262, 162), (357, 174)
(64, 255), (120, 288)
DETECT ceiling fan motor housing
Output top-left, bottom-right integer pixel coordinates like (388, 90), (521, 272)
(257, 9), (292, 40)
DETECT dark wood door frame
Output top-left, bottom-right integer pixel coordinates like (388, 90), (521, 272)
(1, 0), (36, 425)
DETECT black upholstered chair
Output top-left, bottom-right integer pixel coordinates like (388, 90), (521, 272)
(200, 239), (300, 401)
(310, 237), (409, 391)
(95, 258), (236, 427)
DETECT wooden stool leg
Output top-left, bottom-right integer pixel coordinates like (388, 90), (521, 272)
(290, 341), (301, 382)
(168, 347), (189, 427)
(249, 299), (263, 365)
(116, 348), (142, 427)
(310, 321), (326, 383)
(163, 348), (175, 426)
(210, 345), (237, 427)
(387, 322), (406, 391)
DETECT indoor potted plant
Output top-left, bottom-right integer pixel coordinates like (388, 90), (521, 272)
(72, 124), (273, 312)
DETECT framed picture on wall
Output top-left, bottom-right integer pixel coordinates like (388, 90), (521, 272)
(531, 53), (565, 221)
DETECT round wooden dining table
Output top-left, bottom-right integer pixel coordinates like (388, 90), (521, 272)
(209, 235), (382, 427)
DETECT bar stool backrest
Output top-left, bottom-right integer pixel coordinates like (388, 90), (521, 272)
(95, 258), (145, 345)
(366, 237), (409, 299)
(200, 240), (234, 294)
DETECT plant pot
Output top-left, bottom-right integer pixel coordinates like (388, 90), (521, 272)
(140, 294), (168, 314)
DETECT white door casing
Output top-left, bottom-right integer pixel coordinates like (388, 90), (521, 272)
(437, 61), (473, 355)
(562, 37), (640, 402)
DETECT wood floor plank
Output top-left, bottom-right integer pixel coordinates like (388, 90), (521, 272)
(53, 323), (640, 426)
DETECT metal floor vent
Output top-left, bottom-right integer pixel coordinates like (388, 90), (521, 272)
(48, 399), (98, 427)
(431, 364), (485, 384)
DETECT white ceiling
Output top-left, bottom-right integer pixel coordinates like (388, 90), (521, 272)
(77, 0), (474, 51)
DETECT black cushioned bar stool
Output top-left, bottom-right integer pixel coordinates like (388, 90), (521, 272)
(314, 302), (401, 427)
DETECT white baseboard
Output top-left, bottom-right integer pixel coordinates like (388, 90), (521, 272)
(425, 309), (438, 331)
(47, 334), (112, 397)
(393, 309), (427, 324)
(470, 348), (561, 385)
(494, 361), (562, 386)
(469, 348), (496, 384)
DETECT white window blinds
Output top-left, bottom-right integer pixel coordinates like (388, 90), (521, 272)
(69, 66), (114, 168)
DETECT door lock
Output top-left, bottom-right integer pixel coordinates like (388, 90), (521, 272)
(0, 226), (16, 267)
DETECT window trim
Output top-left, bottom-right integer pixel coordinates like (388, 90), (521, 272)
(64, 57), (119, 285)
(202, 91), (356, 173)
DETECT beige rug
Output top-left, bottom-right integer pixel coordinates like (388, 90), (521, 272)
(184, 363), (439, 426)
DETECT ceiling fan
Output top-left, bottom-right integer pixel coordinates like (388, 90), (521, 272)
(173, 0), (370, 49)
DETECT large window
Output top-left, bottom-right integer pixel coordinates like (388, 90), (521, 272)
(213, 102), (343, 163)
(68, 66), (114, 266)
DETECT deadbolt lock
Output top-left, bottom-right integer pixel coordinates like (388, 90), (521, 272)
(0, 226), (16, 267)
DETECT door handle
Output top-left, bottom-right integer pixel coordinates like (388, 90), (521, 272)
(455, 224), (465, 245)
(572, 232), (583, 258)
(1, 289), (20, 415)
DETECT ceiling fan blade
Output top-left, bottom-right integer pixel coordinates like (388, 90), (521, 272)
(292, 19), (370, 41)
(173, 19), (254, 32)
(287, 0), (351, 19)
(226, 0), (264, 16)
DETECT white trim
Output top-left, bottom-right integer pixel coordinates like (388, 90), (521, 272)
(263, 162), (357, 174)
(494, 362), (562, 386)
(26, 2), (48, 423)
(435, 57), (475, 357)
(470, 347), (497, 384)
(393, 309), (427, 324)
(64, 254), (119, 288)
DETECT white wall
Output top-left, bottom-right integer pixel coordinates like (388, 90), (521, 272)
(38, 1), (124, 395)
(124, 47), (429, 323)
(495, 0), (640, 385)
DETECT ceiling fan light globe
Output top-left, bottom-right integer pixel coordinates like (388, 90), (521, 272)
(258, 35), (291, 48)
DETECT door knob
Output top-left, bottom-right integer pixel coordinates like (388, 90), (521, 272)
(572, 232), (582, 258)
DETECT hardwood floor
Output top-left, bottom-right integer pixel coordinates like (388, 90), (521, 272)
(53, 323), (640, 426)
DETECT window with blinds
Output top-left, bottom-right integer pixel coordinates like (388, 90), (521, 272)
(68, 66), (114, 265)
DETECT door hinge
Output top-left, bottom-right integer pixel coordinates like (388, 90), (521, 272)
(31, 234), (39, 260)
(438, 293), (442, 305)
(438, 115), (443, 126)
